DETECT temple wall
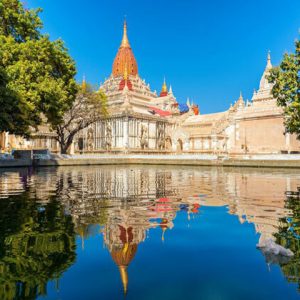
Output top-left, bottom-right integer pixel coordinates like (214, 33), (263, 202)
(74, 116), (169, 152)
(230, 116), (300, 154)
(289, 133), (300, 152)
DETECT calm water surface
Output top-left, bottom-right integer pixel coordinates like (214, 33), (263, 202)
(0, 165), (300, 300)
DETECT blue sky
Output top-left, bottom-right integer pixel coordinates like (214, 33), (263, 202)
(27, 0), (300, 113)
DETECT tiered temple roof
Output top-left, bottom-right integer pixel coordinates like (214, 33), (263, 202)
(252, 51), (274, 103)
(112, 21), (138, 77)
(100, 21), (181, 117)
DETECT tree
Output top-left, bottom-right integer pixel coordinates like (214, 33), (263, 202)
(0, 0), (78, 137)
(275, 195), (300, 291)
(268, 40), (300, 139)
(0, 66), (31, 136)
(55, 83), (107, 154)
(0, 193), (76, 300)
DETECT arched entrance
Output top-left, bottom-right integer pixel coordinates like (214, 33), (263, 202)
(78, 137), (84, 153)
(165, 136), (172, 151)
(176, 139), (183, 153)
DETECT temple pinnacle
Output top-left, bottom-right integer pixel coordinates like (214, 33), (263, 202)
(162, 77), (167, 93)
(266, 50), (272, 69)
(82, 75), (87, 92)
(239, 91), (243, 100)
(121, 19), (130, 48)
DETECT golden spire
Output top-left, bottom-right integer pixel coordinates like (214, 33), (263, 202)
(119, 265), (128, 295)
(162, 77), (167, 93)
(82, 75), (87, 92)
(112, 20), (138, 77)
(121, 20), (130, 48)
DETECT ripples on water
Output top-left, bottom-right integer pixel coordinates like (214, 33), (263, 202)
(0, 166), (300, 300)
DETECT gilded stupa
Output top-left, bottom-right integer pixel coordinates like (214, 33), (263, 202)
(112, 21), (138, 77)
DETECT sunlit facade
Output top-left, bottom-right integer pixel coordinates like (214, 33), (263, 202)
(1, 22), (299, 154)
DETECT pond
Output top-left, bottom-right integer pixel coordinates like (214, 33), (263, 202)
(0, 165), (299, 300)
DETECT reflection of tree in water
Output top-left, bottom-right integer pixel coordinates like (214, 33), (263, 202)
(0, 192), (76, 300)
(275, 195), (300, 290)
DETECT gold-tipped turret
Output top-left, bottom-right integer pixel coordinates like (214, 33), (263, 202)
(160, 77), (168, 97)
(162, 77), (167, 93)
(121, 20), (130, 48)
(82, 75), (87, 92)
(112, 20), (138, 77)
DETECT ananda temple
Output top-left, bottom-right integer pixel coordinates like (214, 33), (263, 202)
(1, 21), (300, 154)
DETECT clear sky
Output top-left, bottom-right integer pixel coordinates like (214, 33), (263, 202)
(27, 0), (300, 113)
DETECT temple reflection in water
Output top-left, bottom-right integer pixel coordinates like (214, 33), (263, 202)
(0, 166), (300, 298)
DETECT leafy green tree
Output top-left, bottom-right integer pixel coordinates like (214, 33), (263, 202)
(0, 0), (78, 137)
(56, 83), (107, 154)
(0, 66), (30, 135)
(268, 40), (300, 139)
(0, 0), (42, 41)
(275, 195), (300, 291)
(0, 192), (76, 300)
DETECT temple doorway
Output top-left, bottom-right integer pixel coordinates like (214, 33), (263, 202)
(165, 136), (172, 150)
(78, 138), (84, 153)
(176, 139), (183, 153)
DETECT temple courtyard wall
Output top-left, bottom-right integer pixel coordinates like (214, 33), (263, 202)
(231, 115), (300, 154)
(2, 153), (300, 168)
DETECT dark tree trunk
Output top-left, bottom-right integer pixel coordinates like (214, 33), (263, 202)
(58, 132), (76, 154)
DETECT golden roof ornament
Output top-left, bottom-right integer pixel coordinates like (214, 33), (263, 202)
(162, 77), (167, 93)
(82, 75), (87, 92)
(159, 77), (168, 97)
(112, 20), (138, 77)
(121, 20), (130, 48)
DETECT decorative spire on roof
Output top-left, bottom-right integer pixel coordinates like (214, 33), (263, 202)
(82, 75), (87, 92)
(266, 50), (272, 70)
(238, 91), (243, 101)
(169, 85), (173, 95)
(231, 91), (245, 111)
(160, 77), (168, 97)
(162, 77), (167, 92)
(112, 20), (138, 77)
(252, 50), (274, 102)
(121, 20), (130, 48)
(186, 97), (191, 107)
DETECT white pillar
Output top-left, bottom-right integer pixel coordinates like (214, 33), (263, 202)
(124, 117), (129, 151)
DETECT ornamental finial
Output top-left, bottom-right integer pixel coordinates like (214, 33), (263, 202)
(82, 74), (87, 92)
(121, 19), (130, 48)
(162, 77), (167, 92)
(266, 50), (272, 69)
